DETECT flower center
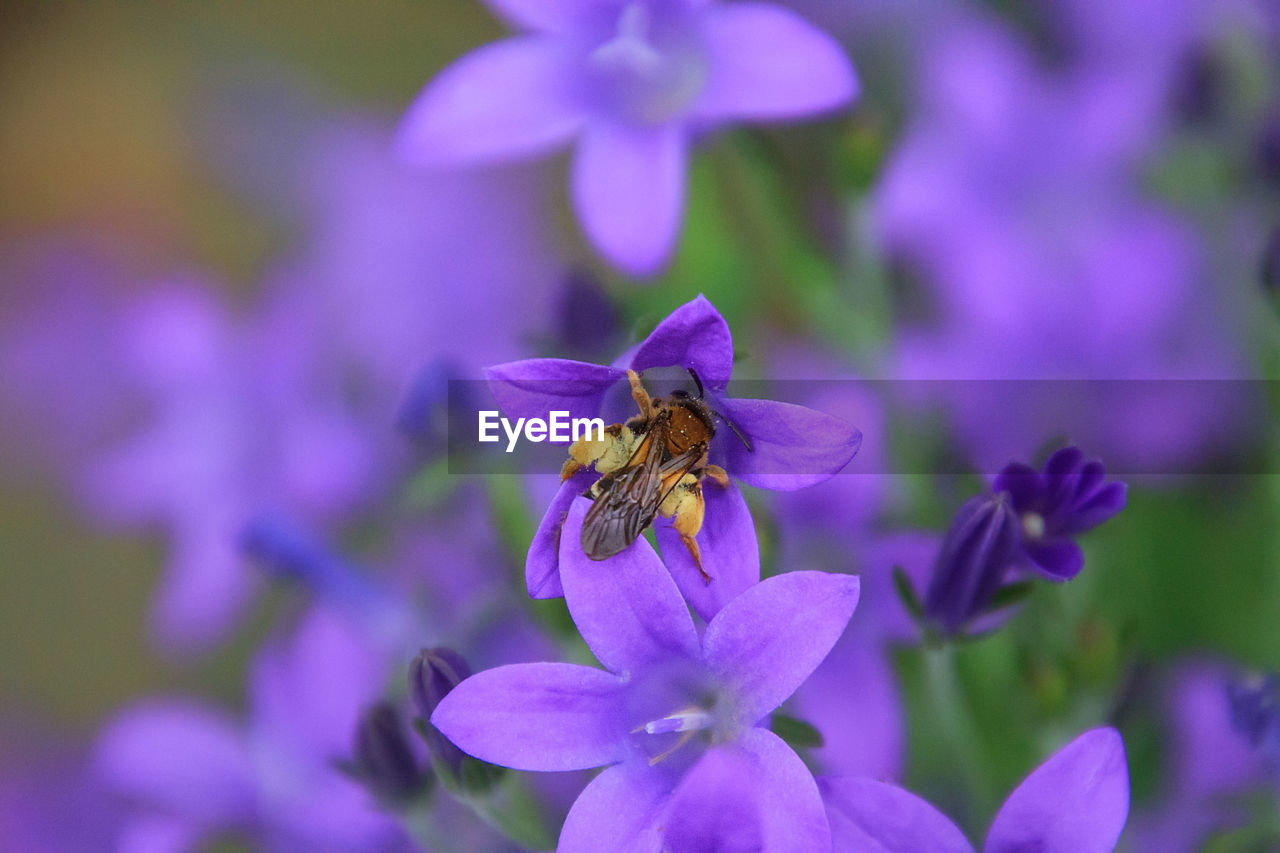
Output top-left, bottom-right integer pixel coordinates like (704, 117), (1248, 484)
(635, 704), (717, 765)
(1021, 511), (1046, 539)
(587, 1), (707, 125)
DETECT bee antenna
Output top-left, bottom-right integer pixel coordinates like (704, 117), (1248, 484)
(711, 408), (753, 453)
(686, 367), (705, 399)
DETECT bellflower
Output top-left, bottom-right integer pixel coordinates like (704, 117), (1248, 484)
(431, 498), (860, 852)
(81, 281), (377, 653)
(993, 446), (1128, 580)
(1132, 663), (1280, 850)
(396, 0), (857, 275)
(94, 606), (411, 851)
(486, 295), (861, 619)
(879, 15), (1248, 472)
(822, 727), (1130, 852)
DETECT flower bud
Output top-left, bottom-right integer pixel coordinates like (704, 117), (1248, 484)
(409, 648), (504, 793)
(922, 493), (1021, 637)
(1227, 673), (1280, 771)
(349, 702), (428, 806)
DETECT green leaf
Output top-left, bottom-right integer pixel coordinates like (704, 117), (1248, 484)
(985, 581), (1036, 614)
(770, 712), (825, 749)
(893, 565), (924, 622)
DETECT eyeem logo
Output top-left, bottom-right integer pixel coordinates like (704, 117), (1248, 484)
(478, 411), (606, 453)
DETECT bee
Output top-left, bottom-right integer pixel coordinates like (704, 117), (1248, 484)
(561, 369), (731, 581)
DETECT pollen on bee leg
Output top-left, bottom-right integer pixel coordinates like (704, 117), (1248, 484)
(703, 465), (729, 488)
(626, 368), (655, 420)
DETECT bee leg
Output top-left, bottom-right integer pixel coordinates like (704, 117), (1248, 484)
(703, 465), (730, 488)
(627, 368), (656, 420)
(661, 476), (710, 583)
(681, 533), (709, 583)
(565, 423), (631, 478)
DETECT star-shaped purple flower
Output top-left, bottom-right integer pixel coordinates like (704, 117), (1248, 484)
(396, 0), (857, 275)
(431, 502), (860, 852)
(993, 446), (1128, 580)
(486, 295), (862, 620)
(822, 727), (1130, 852)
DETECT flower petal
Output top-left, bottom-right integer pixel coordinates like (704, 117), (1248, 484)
(820, 776), (974, 853)
(665, 728), (830, 853)
(992, 462), (1042, 512)
(654, 479), (760, 622)
(788, 634), (905, 779)
(572, 121), (687, 276)
(396, 37), (586, 166)
(1022, 539), (1084, 581)
(718, 397), (862, 491)
(629, 295), (735, 389)
(430, 662), (628, 771)
(558, 761), (672, 853)
(704, 571), (860, 723)
(482, 0), (602, 35)
(94, 700), (255, 826)
(526, 469), (596, 598)
(559, 497), (701, 675)
(984, 727), (1130, 853)
(693, 3), (857, 122)
(249, 606), (389, 758)
(486, 357), (626, 424)
(1061, 482), (1128, 535)
(149, 521), (254, 654)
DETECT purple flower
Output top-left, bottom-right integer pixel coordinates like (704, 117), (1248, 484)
(93, 606), (412, 851)
(396, 0), (857, 275)
(487, 295), (861, 620)
(921, 492), (1023, 638)
(993, 446), (1128, 580)
(878, 15), (1249, 472)
(1227, 673), (1280, 769)
(347, 703), (429, 806)
(430, 500), (861, 852)
(79, 281), (378, 654)
(822, 727), (1130, 852)
(1131, 663), (1280, 851)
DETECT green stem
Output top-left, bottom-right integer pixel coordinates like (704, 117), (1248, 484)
(921, 643), (998, 827)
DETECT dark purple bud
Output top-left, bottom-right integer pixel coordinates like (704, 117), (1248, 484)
(1172, 46), (1224, 125)
(350, 702), (428, 806)
(1227, 674), (1280, 771)
(409, 648), (489, 786)
(922, 493), (1021, 637)
(1258, 113), (1280, 184)
(396, 359), (486, 462)
(1263, 228), (1280, 298)
(240, 513), (377, 602)
(555, 269), (620, 360)
(411, 647), (471, 720)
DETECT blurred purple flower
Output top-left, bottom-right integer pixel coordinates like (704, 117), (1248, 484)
(993, 446), (1128, 580)
(822, 727), (1130, 852)
(1131, 663), (1280, 851)
(1227, 674), (1280, 769)
(79, 280), (378, 654)
(878, 14), (1248, 471)
(397, 0), (857, 275)
(487, 295), (861, 619)
(94, 606), (412, 852)
(432, 498), (859, 852)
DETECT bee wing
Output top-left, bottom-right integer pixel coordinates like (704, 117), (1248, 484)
(581, 427), (666, 561)
(580, 440), (705, 561)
